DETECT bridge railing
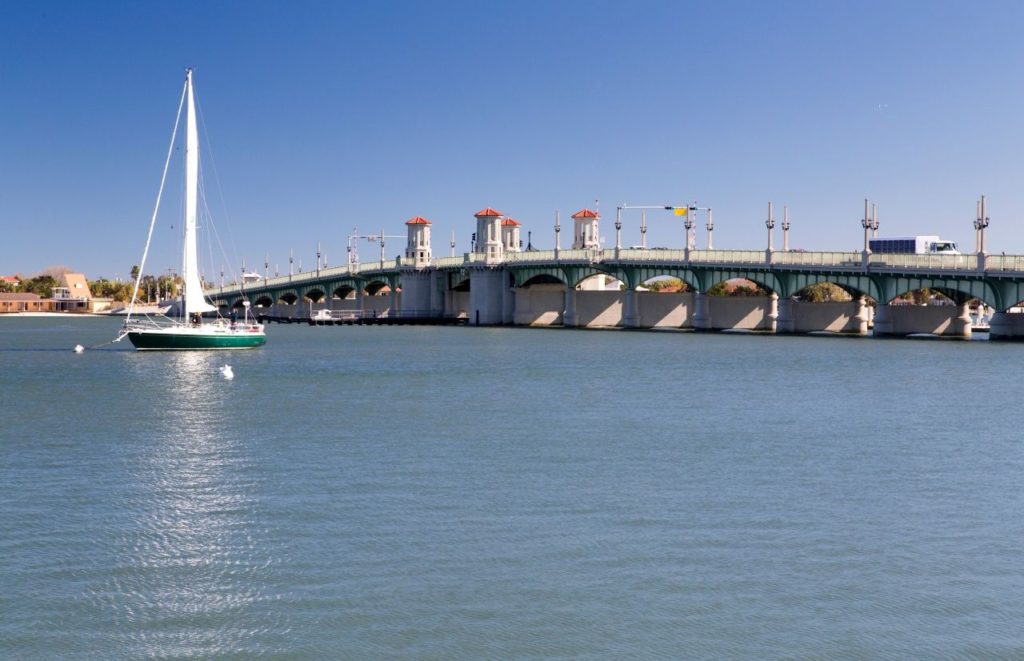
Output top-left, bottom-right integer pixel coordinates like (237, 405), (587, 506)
(617, 248), (689, 262)
(869, 253), (979, 270)
(692, 249), (766, 264)
(355, 260), (386, 273)
(771, 251), (863, 267)
(979, 254), (1024, 272)
(504, 250), (560, 263)
(432, 255), (468, 268)
(206, 259), (409, 297)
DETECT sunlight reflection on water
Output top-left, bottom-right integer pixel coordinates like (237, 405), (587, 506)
(103, 350), (288, 656)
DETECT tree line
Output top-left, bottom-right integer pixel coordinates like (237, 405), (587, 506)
(0, 266), (181, 303)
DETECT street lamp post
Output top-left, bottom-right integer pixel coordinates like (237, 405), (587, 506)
(684, 209), (692, 253)
(614, 207), (622, 257)
(862, 199), (873, 250)
(706, 208), (714, 250)
(861, 198), (872, 266)
(782, 206), (790, 251)
(617, 203), (707, 252)
(345, 229), (402, 268)
(765, 201), (775, 253)
(554, 210), (561, 259)
(975, 195), (990, 255)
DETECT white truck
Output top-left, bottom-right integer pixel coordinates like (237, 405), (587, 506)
(868, 236), (960, 254)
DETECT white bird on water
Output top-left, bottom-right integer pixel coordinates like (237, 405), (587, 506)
(74, 344), (85, 353)
(220, 364), (234, 380)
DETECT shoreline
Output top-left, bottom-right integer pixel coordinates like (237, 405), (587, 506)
(0, 312), (120, 318)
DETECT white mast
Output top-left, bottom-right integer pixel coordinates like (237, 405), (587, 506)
(182, 69), (215, 317)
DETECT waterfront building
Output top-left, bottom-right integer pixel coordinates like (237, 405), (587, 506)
(0, 292), (48, 313)
(52, 273), (92, 312)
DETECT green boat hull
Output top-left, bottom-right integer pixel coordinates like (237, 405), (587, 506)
(127, 330), (266, 351)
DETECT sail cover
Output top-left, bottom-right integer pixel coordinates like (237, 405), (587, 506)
(182, 70), (216, 316)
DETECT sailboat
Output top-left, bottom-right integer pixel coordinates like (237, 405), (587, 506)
(117, 69), (266, 351)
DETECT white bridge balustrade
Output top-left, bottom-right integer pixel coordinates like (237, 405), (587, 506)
(208, 245), (1024, 341)
(869, 253), (979, 270)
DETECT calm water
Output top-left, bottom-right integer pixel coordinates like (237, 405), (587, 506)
(2, 316), (1023, 658)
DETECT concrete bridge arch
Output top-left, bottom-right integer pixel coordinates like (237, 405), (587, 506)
(302, 287), (326, 303)
(873, 275), (996, 307)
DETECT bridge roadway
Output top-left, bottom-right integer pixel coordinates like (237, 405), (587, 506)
(207, 248), (1024, 339)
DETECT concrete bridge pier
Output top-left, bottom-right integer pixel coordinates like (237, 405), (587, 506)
(776, 296), (796, 333)
(399, 270), (431, 316)
(872, 304), (894, 336)
(623, 289), (639, 328)
(953, 303), (973, 339)
(693, 292), (712, 331)
(429, 272), (443, 316)
(988, 310), (1024, 340)
(855, 297), (870, 335)
(563, 288), (578, 327)
(469, 268), (506, 325)
(502, 278), (515, 325)
(444, 287), (455, 318)
(872, 302), (972, 339)
(766, 292), (779, 333)
(990, 311), (1012, 339)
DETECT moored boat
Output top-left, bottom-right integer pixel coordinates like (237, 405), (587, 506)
(116, 69), (266, 351)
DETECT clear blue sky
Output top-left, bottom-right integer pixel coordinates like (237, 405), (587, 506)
(3, 0), (1024, 279)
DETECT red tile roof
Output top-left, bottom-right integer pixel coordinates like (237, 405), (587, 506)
(474, 207), (503, 217)
(501, 218), (521, 227)
(405, 216), (431, 225)
(572, 209), (599, 219)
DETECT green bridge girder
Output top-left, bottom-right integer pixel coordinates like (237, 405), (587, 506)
(210, 257), (1024, 311)
(214, 272), (401, 309)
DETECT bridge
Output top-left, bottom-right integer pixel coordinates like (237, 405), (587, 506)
(207, 208), (1024, 340)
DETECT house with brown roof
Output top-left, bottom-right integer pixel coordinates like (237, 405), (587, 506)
(0, 292), (52, 313)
